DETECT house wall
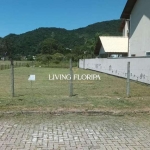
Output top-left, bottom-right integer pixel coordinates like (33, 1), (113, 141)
(129, 0), (150, 56)
(99, 45), (108, 58)
(123, 21), (129, 37)
(79, 58), (150, 84)
(99, 45), (105, 55)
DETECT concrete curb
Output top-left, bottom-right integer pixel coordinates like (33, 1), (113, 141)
(0, 110), (150, 116)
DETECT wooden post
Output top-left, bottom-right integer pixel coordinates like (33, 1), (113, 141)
(10, 58), (15, 97)
(69, 59), (73, 97)
(127, 62), (130, 97)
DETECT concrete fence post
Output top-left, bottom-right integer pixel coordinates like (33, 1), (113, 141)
(10, 59), (15, 97)
(127, 62), (130, 97)
(69, 58), (73, 97)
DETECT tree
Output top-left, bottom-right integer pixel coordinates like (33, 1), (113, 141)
(52, 53), (64, 64)
(38, 38), (62, 55)
(1, 34), (16, 60)
(36, 54), (52, 66)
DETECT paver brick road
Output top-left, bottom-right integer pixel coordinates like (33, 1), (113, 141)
(0, 114), (150, 150)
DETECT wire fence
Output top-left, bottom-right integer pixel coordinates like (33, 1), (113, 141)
(0, 66), (150, 100)
(0, 65), (150, 113)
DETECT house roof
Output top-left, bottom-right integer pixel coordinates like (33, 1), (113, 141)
(121, 0), (137, 19)
(94, 36), (128, 55)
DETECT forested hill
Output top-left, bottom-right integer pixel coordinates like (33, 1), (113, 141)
(73, 19), (121, 38)
(1, 19), (122, 56)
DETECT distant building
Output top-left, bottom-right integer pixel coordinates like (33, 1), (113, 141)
(121, 0), (150, 57)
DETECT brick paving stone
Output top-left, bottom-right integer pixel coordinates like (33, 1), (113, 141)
(0, 114), (150, 150)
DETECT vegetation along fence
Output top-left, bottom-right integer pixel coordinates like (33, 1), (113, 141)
(0, 61), (32, 70)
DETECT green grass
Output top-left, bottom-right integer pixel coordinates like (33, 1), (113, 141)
(0, 67), (150, 112)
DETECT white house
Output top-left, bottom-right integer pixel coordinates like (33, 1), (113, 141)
(95, 0), (150, 58)
(95, 36), (128, 58)
(79, 0), (150, 84)
(121, 0), (150, 57)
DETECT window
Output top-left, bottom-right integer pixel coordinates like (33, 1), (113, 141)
(131, 54), (136, 57)
(146, 52), (150, 56)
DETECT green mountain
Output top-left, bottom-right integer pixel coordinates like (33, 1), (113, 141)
(1, 19), (122, 56)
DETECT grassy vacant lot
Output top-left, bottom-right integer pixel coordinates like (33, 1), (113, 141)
(0, 67), (150, 113)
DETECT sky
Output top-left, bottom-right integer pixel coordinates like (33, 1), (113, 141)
(0, 0), (127, 37)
